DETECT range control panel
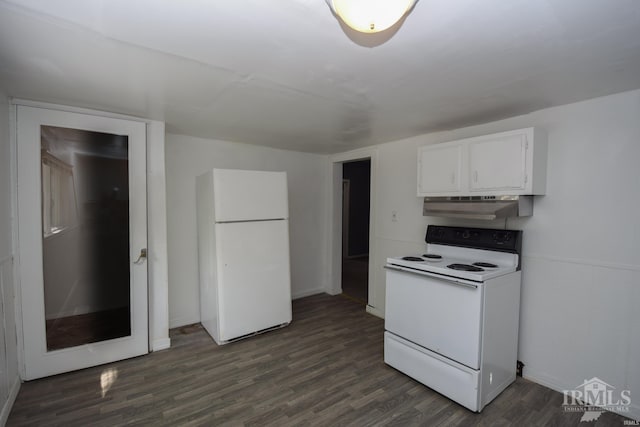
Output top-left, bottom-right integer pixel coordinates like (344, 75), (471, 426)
(426, 225), (522, 254)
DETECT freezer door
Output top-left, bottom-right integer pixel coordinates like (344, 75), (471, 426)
(213, 169), (288, 222)
(215, 220), (292, 341)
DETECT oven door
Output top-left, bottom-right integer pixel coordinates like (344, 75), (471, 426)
(384, 265), (483, 370)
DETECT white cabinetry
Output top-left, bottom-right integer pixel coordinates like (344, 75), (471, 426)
(469, 133), (527, 192)
(417, 144), (462, 194)
(417, 128), (547, 197)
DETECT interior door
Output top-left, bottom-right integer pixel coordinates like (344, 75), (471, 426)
(16, 105), (148, 380)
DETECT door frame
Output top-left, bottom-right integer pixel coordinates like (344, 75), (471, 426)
(341, 179), (350, 258)
(329, 148), (380, 317)
(9, 99), (170, 380)
(17, 105), (148, 380)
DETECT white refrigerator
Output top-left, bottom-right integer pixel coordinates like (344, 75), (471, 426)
(196, 168), (292, 345)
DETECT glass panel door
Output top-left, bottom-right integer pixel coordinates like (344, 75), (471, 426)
(17, 106), (148, 380)
(41, 126), (132, 351)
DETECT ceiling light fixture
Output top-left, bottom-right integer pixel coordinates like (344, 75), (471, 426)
(328, 0), (418, 34)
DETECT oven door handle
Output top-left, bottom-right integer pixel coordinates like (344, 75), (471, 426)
(384, 264), (479, 289)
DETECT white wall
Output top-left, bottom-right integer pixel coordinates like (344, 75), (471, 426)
(165, 134), (329, 328)
(335, 89), (640, 419)
(0, 94), (20, 423)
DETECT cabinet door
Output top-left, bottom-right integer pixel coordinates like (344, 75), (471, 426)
(469, 134), (527, 191)
(418, 144), (463, 195)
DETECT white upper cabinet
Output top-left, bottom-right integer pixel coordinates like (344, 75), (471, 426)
(469, 133), (526, 192)
(417, 143), (463, 194)
(417, 128), (547, 197)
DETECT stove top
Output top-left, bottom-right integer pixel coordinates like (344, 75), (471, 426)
(447, 263), (485, 272)
(387, 244), (518, 282)
(402, 256), (425, 261)
(387, 226), (521, 282)
(473, 262), (498, 269)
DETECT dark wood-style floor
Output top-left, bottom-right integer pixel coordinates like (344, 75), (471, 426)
(342, 256), (369, 304)
(9, 294), (629, 426)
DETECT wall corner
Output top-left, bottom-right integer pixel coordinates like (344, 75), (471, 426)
(147, 120), (171, 350)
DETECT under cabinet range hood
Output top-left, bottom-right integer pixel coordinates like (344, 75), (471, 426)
(423, 195), (533, 220)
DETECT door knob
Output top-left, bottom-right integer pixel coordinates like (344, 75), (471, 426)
(134, 248), (147, 264)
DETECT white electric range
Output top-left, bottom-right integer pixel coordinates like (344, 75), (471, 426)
(384, 225), (523, 412)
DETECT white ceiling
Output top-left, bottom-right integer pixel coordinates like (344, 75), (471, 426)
(1, 0), (640, 154)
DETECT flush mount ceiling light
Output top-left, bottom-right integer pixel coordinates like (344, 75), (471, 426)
(328, 0), (418, 33)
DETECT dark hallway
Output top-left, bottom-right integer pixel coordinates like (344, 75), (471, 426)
(341, 159), (370, 304)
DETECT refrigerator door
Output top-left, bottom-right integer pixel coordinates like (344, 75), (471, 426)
(213, 169), (288, 222)
(215, 219), (292, 342)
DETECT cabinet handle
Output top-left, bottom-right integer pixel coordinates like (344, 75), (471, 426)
(473, 171), (478, 183)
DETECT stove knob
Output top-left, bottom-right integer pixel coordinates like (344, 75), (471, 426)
(462, 230), (470, 239)
(494, 232), (510, 243)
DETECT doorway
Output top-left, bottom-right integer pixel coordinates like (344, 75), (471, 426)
(16, 106), (149, 380)
(341, 160), (371, 304)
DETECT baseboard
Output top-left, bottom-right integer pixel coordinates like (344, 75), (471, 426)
(151, 337), (171, 352)
(366, 305), (384, 319)
(169, 288), (326, 329)
(325, 288), (342, 296)
(291, 288), (326, 300)
(169, 315), (200, 329)
(522, 368), (565, 393)
(523, 369), (639, 421)
(0, 376), (21, 425)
